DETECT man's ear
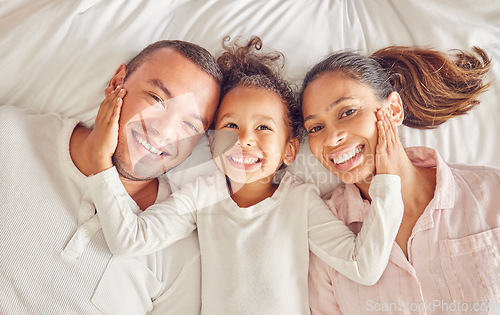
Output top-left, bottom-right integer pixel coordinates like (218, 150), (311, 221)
(386, 91), (404, 126)
(208, 131), (216, 157)
(283, 137), (300, 166)
(104, 64), (127, 96)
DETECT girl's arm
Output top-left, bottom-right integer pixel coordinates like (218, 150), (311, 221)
(307, 175), (402, 286)
(308, 110), (403, 285)
(86, 167), (199, 257)
(86, 87), (197, 256)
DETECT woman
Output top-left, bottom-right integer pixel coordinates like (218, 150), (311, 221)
(300, 46), (500, 314)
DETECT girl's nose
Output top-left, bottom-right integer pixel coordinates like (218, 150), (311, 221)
(236, 129), (256, 146)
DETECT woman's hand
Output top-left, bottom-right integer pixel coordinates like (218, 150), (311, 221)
(375, 109), (403, 175)
(91, 86), (126, 174)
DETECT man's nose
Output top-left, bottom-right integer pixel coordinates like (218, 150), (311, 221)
(149, 113), (181, 143)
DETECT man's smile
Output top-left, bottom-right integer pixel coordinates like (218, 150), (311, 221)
(131, 129), (171, 156)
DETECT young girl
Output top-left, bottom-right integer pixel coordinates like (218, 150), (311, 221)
(300, 46), (499, 314)
(87, 37), (403, 314)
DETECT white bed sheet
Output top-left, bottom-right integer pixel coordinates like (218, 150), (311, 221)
(1, 0), (499, 195)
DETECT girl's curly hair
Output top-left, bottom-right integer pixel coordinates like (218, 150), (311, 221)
(216, 36), (303, 141)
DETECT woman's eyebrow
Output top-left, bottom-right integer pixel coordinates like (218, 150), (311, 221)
(327, 96), (355, 112)
(303, 114), (316, 124)
(304, 96), (355, 123)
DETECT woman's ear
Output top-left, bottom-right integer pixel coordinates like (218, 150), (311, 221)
(283, 138), (300, 166)
(104, 64), (127, 96)
(386, 91), (404, 126)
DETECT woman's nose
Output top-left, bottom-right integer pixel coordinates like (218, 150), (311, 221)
(325, 127), (347, 146)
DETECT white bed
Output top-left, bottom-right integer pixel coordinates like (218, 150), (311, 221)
(1, 0), (499, 195)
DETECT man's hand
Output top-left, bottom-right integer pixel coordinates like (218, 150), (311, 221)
(91, 86), (126, 174)
(375, 108), (403, 175)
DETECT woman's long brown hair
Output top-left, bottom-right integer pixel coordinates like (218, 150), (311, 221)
(373, 46), (491, 128)
(301, 46), (491, 129)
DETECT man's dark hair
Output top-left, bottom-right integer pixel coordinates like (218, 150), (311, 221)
(124, 40), (223, 85)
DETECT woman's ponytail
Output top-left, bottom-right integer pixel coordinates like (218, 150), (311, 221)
(372, 46), (491, 128)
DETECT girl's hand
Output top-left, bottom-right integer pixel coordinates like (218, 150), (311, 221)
(375, 109), (403, 175)
(91, 86), (126, 174)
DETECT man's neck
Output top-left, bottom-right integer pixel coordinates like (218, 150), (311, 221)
(70, 125), (159, 210)
(120, 177), (159, 210)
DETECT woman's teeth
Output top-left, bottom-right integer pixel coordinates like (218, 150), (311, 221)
(230, 156), (260, 165)
(134, 132), (163, 155)
(333, 146), (362, 164)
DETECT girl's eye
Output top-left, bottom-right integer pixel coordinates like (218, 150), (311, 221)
(256, 125), (271, 131)
(224, 123), (238, 129)
(184, 121), (199, 133)
(308, 125), (323, 134)
(340, 108), (356, 118)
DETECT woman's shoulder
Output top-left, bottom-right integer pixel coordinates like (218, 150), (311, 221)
(448, 162), (500, 188)
(448, 162), (500, 174)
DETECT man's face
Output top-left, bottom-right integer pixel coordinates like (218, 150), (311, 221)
(112, 48), (220, 181)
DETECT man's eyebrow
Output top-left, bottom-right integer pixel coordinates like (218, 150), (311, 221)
(147, 79), (173, 98)
(146, 79), (209, 128)
(303, 96), (355, 123)
(192, 113), (209, 129)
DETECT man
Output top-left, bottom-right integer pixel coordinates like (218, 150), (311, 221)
(0, 40), (221, 314)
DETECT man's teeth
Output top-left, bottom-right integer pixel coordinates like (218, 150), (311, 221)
(230, 156), (260, 165)
(333, 147), (362, 165)
(134, 133), (163, 155)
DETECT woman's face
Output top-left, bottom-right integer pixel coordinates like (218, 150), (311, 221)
(302, 71), (384, 184)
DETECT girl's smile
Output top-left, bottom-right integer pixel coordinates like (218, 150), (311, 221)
(226, 152), (262, 170)
(213, 86), (297, 185)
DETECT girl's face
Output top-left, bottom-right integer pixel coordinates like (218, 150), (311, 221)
(213, 86), (297, 184)
(302, 71), (384, 184)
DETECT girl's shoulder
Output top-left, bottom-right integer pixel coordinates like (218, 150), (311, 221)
(280, 171), (321, 195)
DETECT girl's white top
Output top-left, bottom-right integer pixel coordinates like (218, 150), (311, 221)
(87, 168), (403, 315)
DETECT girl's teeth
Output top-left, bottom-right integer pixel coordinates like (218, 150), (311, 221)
(334, 146), (362, 164)
(231, 156), (259, 164)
